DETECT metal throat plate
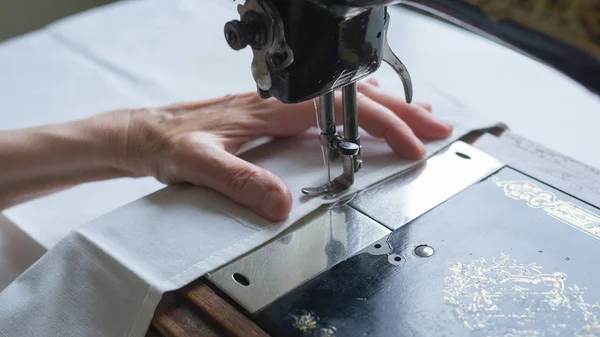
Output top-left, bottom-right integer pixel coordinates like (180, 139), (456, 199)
(350, 140), (504, 230)
(206, 204), (391, 313)
(207, 141), (503, 313)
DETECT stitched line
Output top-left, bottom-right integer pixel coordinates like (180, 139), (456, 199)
(214, 205), (266, 231)
(127, 286), (152, 337)
(164, 207), (302, 283)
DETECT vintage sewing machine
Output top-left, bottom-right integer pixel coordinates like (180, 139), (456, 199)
(147, 1), (600, 336)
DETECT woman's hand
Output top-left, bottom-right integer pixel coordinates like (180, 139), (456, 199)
(98, 80), (453, 221)
(0, 80), (452, 221)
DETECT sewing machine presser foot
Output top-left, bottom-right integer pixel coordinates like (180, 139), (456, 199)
(302, 85), (362, 199)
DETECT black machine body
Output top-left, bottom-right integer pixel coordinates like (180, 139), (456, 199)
(224, 0), (388, 103)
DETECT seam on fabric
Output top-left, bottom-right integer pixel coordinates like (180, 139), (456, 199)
(76, 229), (150, 283)
(165, 202), (314, 283)
(213, 205), (268, 231)
(167, 232), (259, 283)
(127, 285), (153, 337)
(164, 209), (295, 283)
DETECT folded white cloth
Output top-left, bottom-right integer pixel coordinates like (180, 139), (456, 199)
(0, 114), (499, 337)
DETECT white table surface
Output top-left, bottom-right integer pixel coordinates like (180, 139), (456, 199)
(0, 0), (598, 290)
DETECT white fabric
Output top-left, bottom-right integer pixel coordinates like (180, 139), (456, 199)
(3, 0), (599, 251)
(0, 113), (498, 336)
(0, 215), (45, 292)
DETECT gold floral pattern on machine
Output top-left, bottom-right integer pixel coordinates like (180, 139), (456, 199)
(492, 177), (600, 241)
(443, 253), (600, 336)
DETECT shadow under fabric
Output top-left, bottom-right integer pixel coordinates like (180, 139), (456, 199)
(0, 114), (501, 337)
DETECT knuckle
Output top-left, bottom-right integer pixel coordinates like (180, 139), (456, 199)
(227, 166), (261, 199)
(406, 102), (423, 115)
(380, 119), (405, 139)
(380, 124), (392, 139)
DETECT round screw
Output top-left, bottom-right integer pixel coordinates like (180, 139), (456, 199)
(338, 141), (359, 156)
(414, 245), (434, 258)
(224, 11), (268, 51)
(224, 20), (250, 50)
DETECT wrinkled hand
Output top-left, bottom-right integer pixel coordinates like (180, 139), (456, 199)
(95, 80), (452, 222)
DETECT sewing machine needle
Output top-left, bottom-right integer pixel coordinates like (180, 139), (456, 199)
(318, 92), (336, 186)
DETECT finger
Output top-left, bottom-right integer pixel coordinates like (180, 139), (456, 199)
(175, 140), (293, 221)
(344, 93), (426, 160)
(416, 102), (432, 112)
(357, 81), (452, 140)
(366, 78), (380, 87)
(361, 80), (430, 112)
(262, 91), (426, 159)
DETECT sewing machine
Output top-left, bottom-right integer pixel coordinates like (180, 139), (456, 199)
(221, 0), (600, 198)
(148, 1), (600, 336)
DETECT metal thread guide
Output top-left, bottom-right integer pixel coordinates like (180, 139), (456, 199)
(302, 83), (362, 199)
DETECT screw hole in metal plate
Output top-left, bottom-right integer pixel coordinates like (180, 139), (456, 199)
(455, 152), (471, 160)
(374, 243), (382, 249)
(233, 273), (251, 286)
(387, 254), (404, 265)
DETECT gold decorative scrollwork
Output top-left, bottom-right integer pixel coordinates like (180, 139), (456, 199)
(289, 310), (337, 336)
(492, 177), (600, 241)
(443, 253), (600, 336)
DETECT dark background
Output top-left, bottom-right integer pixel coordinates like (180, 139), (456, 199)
(0, 0), (117, 42)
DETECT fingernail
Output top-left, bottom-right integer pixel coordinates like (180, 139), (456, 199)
(263, 191), (281, 219)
